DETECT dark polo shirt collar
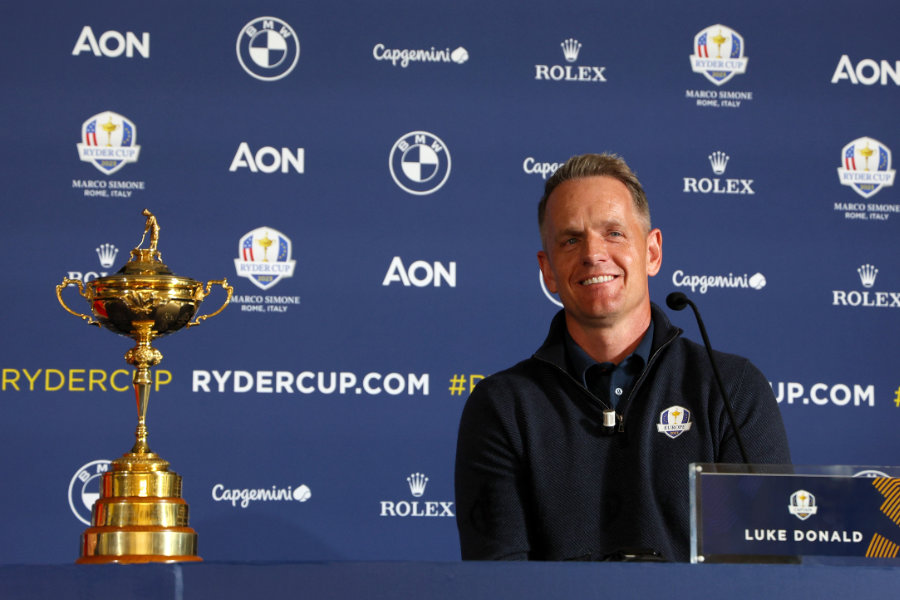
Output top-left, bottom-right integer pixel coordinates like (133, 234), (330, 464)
(564, 321), (654, 408)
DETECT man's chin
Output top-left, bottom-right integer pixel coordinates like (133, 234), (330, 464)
(563, 306), (620, 328)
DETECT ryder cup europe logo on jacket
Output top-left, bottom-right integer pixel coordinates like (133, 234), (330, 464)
(657, 405), (692, 439)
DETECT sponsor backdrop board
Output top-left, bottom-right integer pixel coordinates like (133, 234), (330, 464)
(1, 0), (899, 564)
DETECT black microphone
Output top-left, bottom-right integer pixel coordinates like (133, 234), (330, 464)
(665, 292), (751, 465)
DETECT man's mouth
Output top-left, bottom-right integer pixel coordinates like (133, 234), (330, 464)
(581, 275), (616, 286)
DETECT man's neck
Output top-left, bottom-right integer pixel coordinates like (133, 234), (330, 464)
(566, 308), (652, 365)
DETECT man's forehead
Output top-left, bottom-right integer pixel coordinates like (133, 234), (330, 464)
(548, 181), (631, 214)
(551, 174), (627, 194)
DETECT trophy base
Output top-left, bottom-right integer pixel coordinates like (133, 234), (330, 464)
(77, 555), (203, 565)
(77, 452), (202, 564)
(78, 527), (201, 564)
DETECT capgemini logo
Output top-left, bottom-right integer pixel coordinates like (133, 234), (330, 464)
(561, 38), (582, 63)
(708, 151), (730, 175)
(858, 264), (878, 288)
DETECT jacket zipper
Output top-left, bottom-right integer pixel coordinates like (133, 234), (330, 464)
(534, 329), (681, 433)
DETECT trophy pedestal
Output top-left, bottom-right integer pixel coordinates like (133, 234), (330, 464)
(77, 452), (202, 564)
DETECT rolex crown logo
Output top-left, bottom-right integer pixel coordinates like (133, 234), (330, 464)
(708, 151), (730, 175)
(561, 38), (582, 63)
(858, 264), (878, 288)
(407, 472), (429, 497)
(96, 243), (119, 268)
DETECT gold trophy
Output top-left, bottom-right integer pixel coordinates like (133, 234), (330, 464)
(56, 209), (232, 563)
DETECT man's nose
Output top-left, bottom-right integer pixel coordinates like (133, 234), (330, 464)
(582, 234), (609, 263)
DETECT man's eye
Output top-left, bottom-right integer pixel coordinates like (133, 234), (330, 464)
(564, 238), (578, 245)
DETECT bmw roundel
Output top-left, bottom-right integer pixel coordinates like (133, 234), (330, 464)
(237, 17), (300, 81)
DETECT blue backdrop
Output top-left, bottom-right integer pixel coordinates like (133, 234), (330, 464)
(1, 0), (899, 564)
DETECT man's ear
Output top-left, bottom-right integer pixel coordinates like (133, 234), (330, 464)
(646, 228), (662, 277)
(537, 250), (558, 293)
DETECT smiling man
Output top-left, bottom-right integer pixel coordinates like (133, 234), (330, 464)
(454, 153), (790, 562)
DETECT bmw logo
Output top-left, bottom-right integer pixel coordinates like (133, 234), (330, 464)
(389, 131), (452, 195)
(236, 17), (300, 81)
(68, 459), (112, 525)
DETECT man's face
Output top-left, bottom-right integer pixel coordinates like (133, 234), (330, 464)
(537, 176), (662, 333)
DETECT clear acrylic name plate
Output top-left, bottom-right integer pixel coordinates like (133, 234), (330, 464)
(690, 464), (900, 564)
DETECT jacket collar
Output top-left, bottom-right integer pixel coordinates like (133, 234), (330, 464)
(533, 303), (682, 371)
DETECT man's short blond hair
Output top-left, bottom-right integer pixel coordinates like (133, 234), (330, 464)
(538, 153), (651, 247)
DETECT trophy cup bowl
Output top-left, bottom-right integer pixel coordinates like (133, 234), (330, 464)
(56, 210), (232, 563)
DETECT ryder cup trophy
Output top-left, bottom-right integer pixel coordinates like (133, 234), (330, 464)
(56, 209), (232, 563)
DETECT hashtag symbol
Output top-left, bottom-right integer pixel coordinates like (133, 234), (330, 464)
(449, 374), (467, 396)
(894, 386), (900, 408)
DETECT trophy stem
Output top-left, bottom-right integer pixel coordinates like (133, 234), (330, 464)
(124, 320), (162, 455)
(132, 366), (152, 454)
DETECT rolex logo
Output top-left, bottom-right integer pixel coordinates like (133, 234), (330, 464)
(380, 472), (454, 517)
(561, 38), (582, 63)
(708, 151), (729, 175)
(535, 38), (606, 82)
(833, 263), (900, 307)
(683, 150), (754, 195)
(858, 264), (878, 288)
(96, 243), (119, 268)
(407, 472), (428, 497)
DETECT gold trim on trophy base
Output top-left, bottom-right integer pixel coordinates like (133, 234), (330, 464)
(93, 497), (190, 528)
(77, 526), (201, 564)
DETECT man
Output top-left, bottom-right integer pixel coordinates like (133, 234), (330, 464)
(454, 153), (790, 561)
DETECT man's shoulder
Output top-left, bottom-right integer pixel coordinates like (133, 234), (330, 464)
(665, 335), (755, 367)
(464, 354), (569, 412)
(661, 336), (770, 391)
(475, 356), (548, 393)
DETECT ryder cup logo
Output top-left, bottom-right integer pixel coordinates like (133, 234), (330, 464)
(656, 405), (692, 439)
(68, 459), (112, 525)
(77, 111), (140, 175)
(788, 490), (818, 520)
(236, 17), (300, 81)
(690, 25), (748, 86)
(389, 131), (451, 195)
(837, 137), (896, 199)
(234, 227), (296, 290)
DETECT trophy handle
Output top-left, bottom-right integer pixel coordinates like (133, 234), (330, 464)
(56, 278), (101, 327)
(187, 279), (233, 327)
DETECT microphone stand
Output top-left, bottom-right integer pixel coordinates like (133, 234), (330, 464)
(666, 292), (751, 465)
